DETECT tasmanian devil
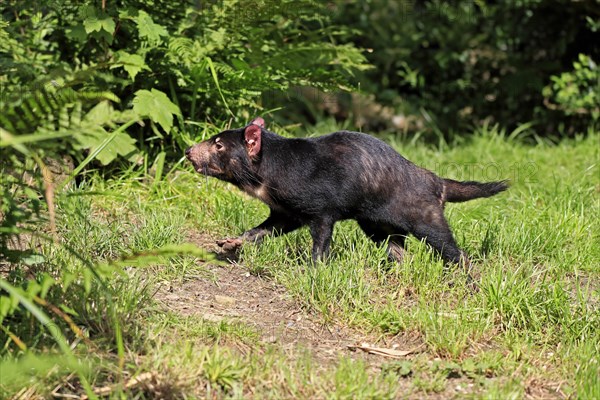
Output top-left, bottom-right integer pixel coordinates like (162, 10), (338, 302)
(185, 117), (508, 269)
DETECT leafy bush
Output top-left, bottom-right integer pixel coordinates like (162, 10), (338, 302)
(1, 0), (368, 164)
(543, 54), (599, 120)
(332, 0), (598, 136)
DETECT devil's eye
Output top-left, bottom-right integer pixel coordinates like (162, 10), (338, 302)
(215, 141), (224, 151)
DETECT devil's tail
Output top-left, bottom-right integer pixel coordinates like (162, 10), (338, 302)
(444, 179), (509, 203)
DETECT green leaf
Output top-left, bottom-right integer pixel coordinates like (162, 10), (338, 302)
(82, 100), (114, 126)
(59, 304), (79, 316)
(79, 128), (137, 166)
(27, 280), (41, 298)
(136, 10), (168, 45)
(132, 89), (181, 133)
(0, 128), (75, 150)
(39, 273), (56, 299)
(152, 151), (166, 184)
(62, 271), (75, 291)
(83, 268), (92, 294)
(0, 296), (13, 320)
(66, 24), (87, 42)
(205, 57), (233, 116)
(23, 187), (39, 200)
(100, 243), (216, 269)
(59, 119), (139, 191)
(397, 361), (412, 377)
(21, 253), (45, 266)
(83, 15), (115, 34)
(73, 102), (138, 165)
(209, 28), (227, 48)
(112, 51), (150, 81)
(0, 354), (88, 390)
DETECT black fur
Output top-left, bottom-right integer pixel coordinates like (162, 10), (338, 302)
(186, 118), (508, 267)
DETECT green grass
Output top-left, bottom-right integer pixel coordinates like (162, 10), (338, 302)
(1, 127), (599, 398)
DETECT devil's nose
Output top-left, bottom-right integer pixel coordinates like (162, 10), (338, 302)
(185, 147), (192, 157)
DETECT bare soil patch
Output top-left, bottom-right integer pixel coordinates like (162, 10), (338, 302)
(154, 232), (423, 366)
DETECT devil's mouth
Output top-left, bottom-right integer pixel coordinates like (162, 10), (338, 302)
(194, 164), (222, 176)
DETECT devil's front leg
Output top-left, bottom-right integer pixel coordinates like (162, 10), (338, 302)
(217, 209), (303, 251)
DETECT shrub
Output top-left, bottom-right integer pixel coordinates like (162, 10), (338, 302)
(0, 0), (368, 162)
(332, 0), (598, 136)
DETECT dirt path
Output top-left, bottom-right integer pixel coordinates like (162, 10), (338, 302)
(154, 233), (423, 365)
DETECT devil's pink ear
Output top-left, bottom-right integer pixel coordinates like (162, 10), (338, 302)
(244, 124), (262, 158)
(250, 117), (265, 128)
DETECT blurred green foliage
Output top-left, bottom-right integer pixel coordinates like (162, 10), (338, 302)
(1, 0), (368, 163)
(333, 0), (599, 136)
(543, 54), (599, 120)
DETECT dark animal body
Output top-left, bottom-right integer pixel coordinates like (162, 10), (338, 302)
(186, 117), (508, 268)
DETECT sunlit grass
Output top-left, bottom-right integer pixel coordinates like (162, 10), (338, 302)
(2, 128), (598, 398)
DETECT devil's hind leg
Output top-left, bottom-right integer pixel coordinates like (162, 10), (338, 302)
(409, 213), (471, 269)
(358, 219), (408, 263)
